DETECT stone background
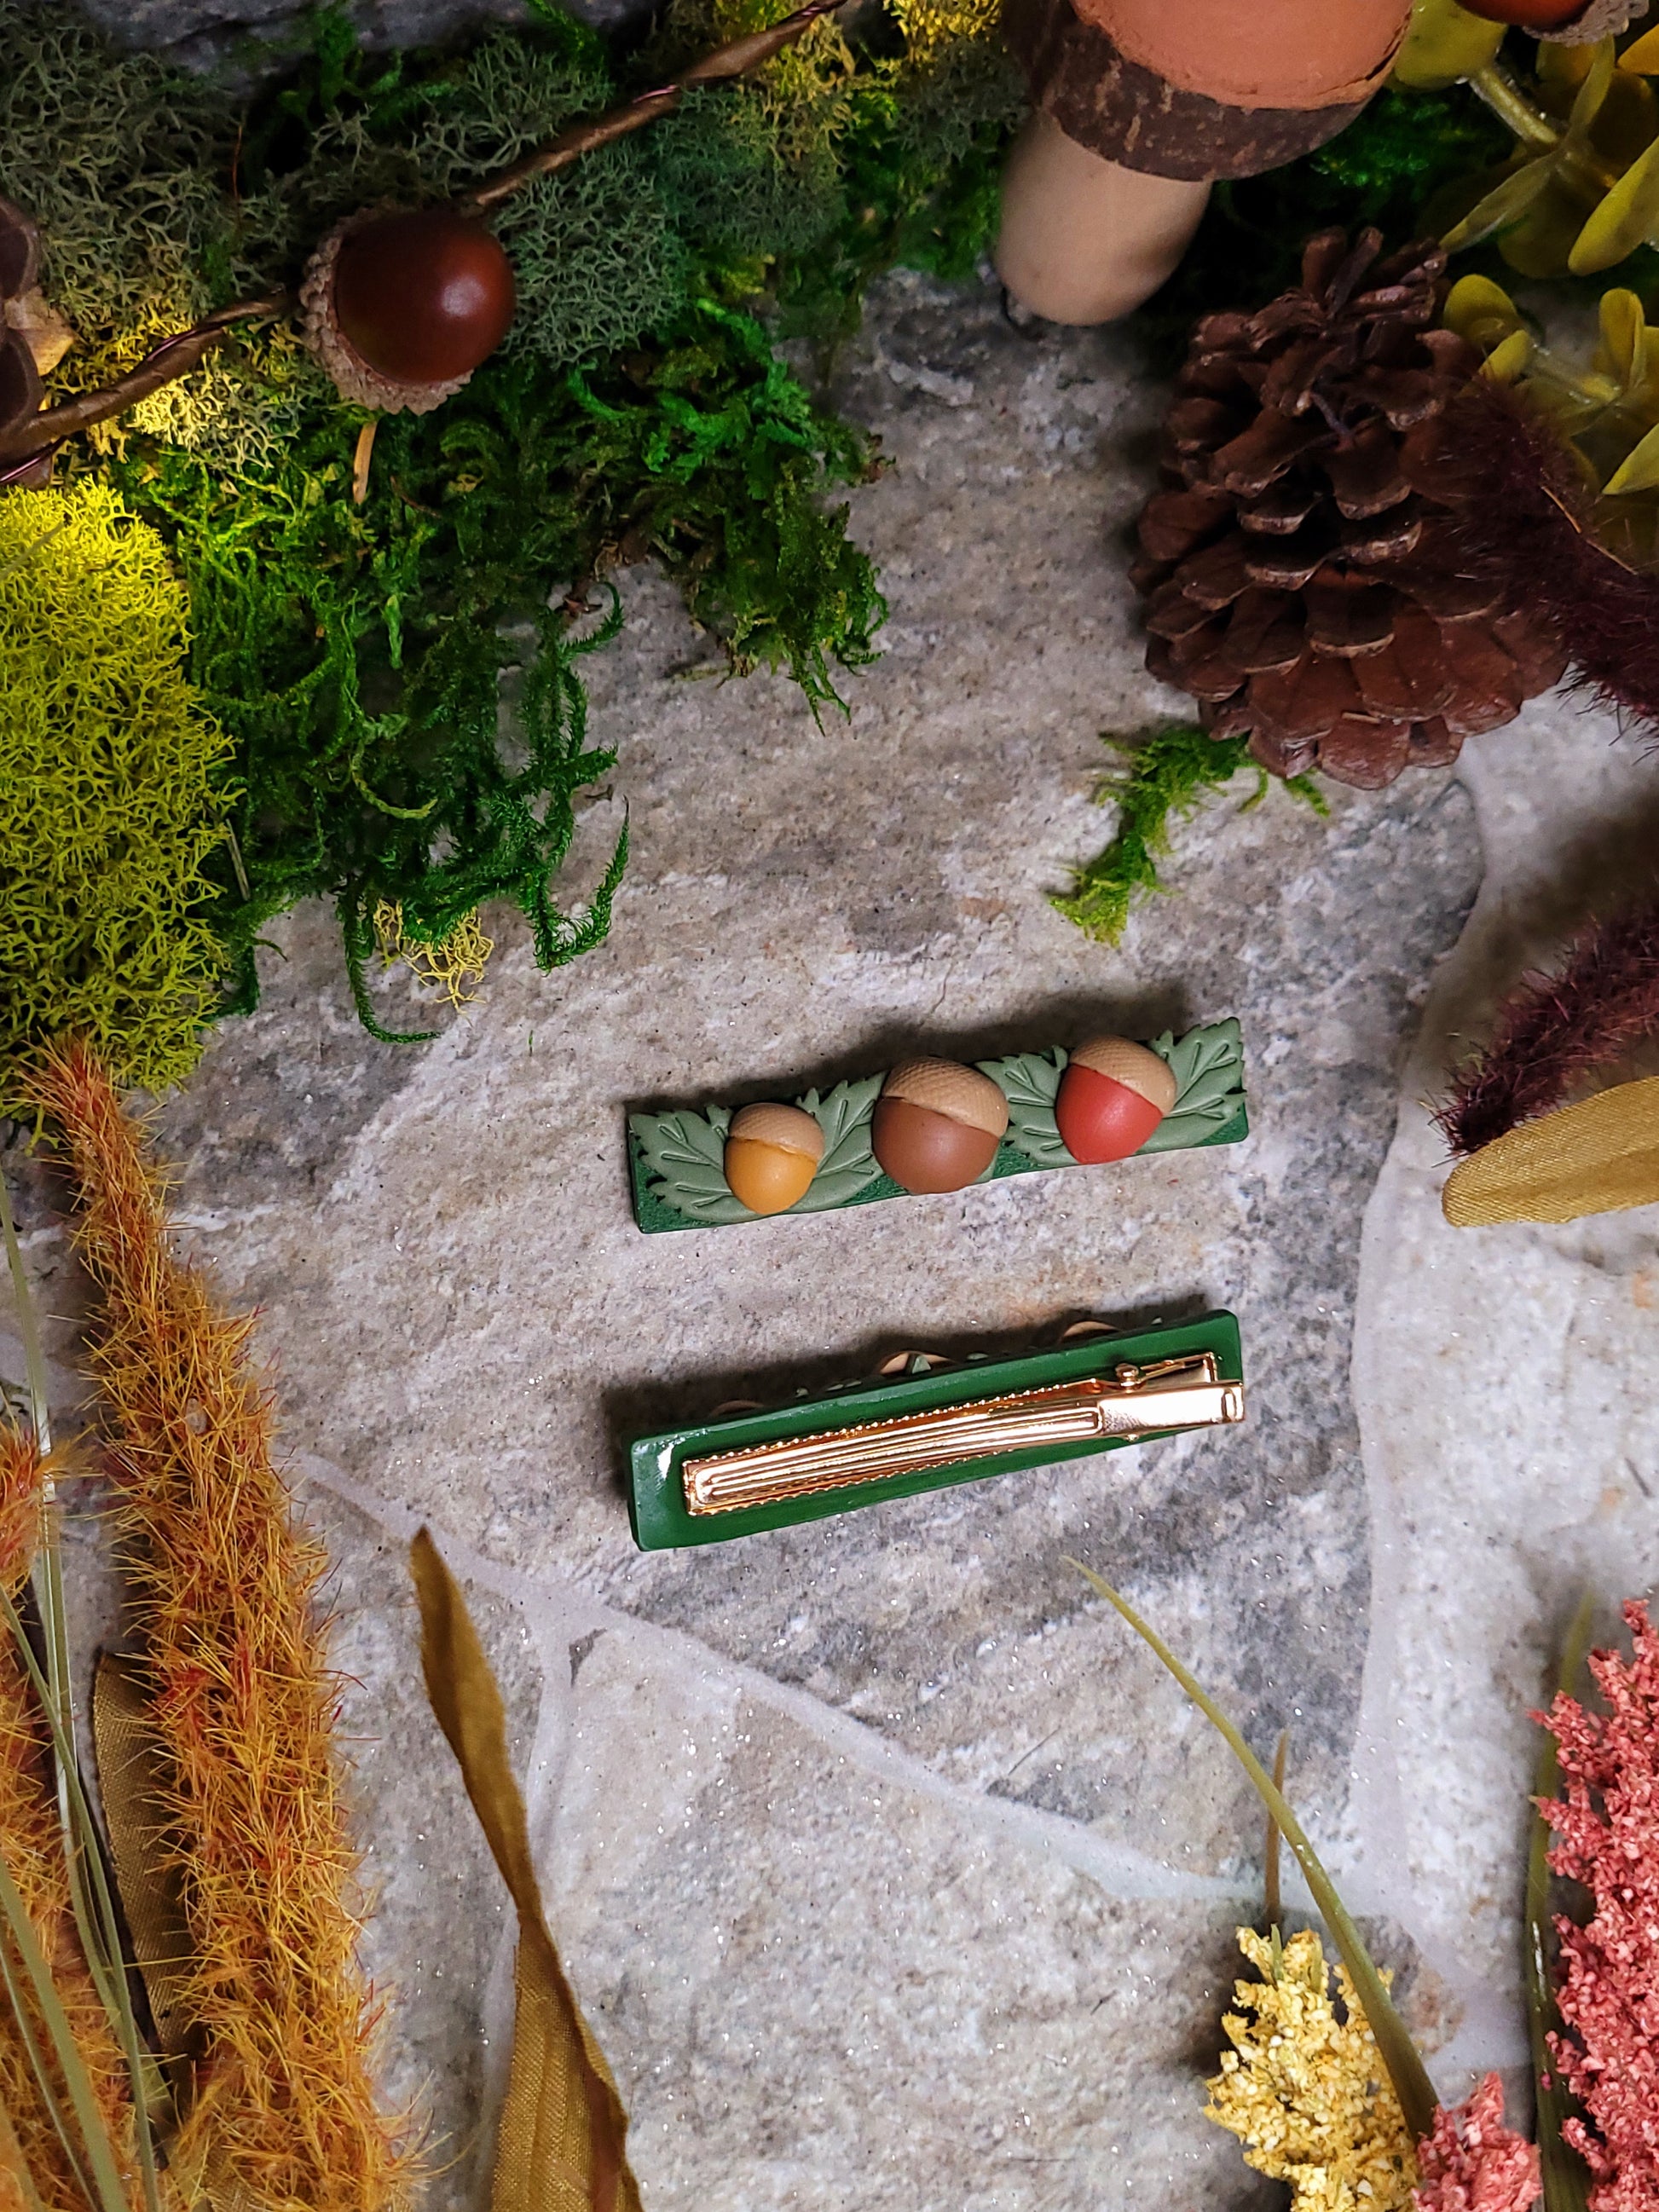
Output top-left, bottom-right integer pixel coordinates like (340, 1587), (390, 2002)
(10, 14), (1659, 2203)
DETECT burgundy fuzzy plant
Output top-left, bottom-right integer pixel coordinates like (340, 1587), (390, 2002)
(1535, 1603), (1659, 2212)
(1438, 899), (1659, 1158)
(1436, 378), (1659, 742)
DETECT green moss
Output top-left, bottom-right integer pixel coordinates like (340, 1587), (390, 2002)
(1053, 726), (1327, 946)
(0, 485), (232, 1105)
(107, 299), (879, 1027)
(0, 0), (1007, 1044)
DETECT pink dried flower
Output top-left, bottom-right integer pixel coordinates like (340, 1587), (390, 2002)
(1413, 2076), (1540, 2212)
(1536, 1600), (1659, 2212)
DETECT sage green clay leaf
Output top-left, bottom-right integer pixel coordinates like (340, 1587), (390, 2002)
(980, 1048), (1070, 1170)
(1139, 1018), (1245, 1153)
(791, 1075), (883, 1211)
(632, 1106), (752, 1226)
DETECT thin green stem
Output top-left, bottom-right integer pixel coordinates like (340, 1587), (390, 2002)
(0, 1848), (133, 2212)
(0, 1172), (164, 2212)
(1068, 1561), (1439, 2144)
(1469, 61), (1565, 152)
(1527, 1597), (1595, 2212)
(0, 1588), (165, 2203)
(1263, 1730), (1287, 1938)
(0, 1927), (96, 2211)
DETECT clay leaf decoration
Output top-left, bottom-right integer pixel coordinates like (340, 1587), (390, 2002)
(1442, 1073), (1659, 1225)
(631, 1104), (750, 1226)
(789, 1075), (884, 1212)
(1139, 1019), (1246, 1154)
(982, 1048), (1070, 1171)
(633, 1080), (886, 1224)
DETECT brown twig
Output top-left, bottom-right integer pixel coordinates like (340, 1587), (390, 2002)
(460, 0), (848, 213)
(0, 289), (292, 465)
(351, 419), (377, 505)
(0, 0), (841, 474)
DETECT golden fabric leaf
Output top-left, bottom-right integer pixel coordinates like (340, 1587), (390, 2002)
(411, 1530), (643, 2212)
(1442, 1074), (1659, 1225)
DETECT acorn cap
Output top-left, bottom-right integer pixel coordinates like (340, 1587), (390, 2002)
(300, 211), (472, 417)
(881, 1059), (1009, 1139)
(1069, 1037), (1178, 1112)
(728, 1102), (825, 1160)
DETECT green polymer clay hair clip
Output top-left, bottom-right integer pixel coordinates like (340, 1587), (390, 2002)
(627, 1310), (1246, 1549)
(627, 1017), (1246, 1233)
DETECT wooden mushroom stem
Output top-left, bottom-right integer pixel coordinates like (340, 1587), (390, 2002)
(0, 289), (292, 469)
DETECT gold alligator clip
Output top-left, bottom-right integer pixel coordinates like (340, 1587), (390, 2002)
(681, 1352), (1244, 1517)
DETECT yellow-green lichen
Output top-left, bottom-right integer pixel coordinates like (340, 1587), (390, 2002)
(0, 484), (232, 1108)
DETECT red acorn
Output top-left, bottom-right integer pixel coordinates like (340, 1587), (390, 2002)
(1055, 1038), (1177, 1164)
(1456, 0), (1585, 21)
(301, 206), (515, 416)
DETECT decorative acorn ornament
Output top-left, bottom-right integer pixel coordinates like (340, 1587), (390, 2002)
(301, 207), (516, 415)
(871, 1060), (1009, 1195)
(724, 1103), (825, 1216)
(1458, 0), (1638, 28)
(1055, 1038), (1177, 1164)
(0, 196), (73, 487)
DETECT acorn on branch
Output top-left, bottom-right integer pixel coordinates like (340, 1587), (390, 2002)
(301, 206), (516, 416)
(1134, 228), (1569, 789)
(1457, 0), (1646, 31)
(0, 197), (74, 487)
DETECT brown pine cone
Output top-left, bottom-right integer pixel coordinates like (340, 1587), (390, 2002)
(1134, 229), (1569, 788)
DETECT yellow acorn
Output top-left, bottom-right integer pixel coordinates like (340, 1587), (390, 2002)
(724, 1102), (825, 1216)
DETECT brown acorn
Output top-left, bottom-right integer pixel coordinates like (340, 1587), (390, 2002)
(872, 1060), (1010, 1195)
(301, 206), (516, 416)
(725, 1103), (824, 1216)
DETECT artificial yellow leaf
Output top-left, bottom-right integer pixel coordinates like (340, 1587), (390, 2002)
(1566, 36), (1616, 137)
(1597, 286), (1649, 394)
(1442, 1077), (1659, 1226)
(1602, 415), (1659, 492)
(1501, 183), (1594, 278)
(1442, 152), (1562, 251)
(412, 1530), (644, 2212)
(1570, 133), (1659, 271)
(1392, 0), (1503, 90)
(1541, 36), (1595, 92)
(1444, 272), (1525, 348)
(1482, 328), (1535, 382)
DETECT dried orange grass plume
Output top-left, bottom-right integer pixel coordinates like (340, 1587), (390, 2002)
(23, 1039), (412, 2212)
(0, 1426), (145, 2212)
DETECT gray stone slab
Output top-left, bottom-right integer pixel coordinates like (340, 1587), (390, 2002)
(97, 267), (1485, 2203)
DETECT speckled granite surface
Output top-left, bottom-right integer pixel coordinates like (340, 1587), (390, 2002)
(10, 37), (1659, 2191)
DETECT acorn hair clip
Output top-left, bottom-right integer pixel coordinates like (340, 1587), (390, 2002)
(1440, 895), (1659, 1225)
(627, 1311), (1246, 1548)
(627, 1019), (1246, 1232)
